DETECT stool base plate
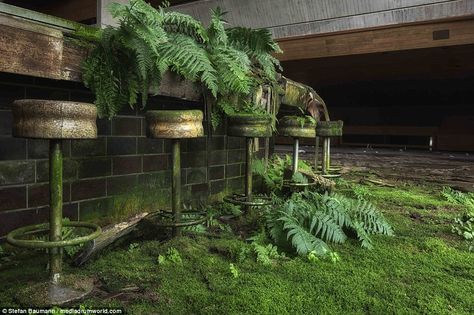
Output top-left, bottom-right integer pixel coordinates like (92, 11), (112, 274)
(16, 274), (94, 307)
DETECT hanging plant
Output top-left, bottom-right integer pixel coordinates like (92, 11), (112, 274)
(77, 0), (282, 129)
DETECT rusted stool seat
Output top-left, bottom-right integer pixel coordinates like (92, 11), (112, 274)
(224, 114), (273, 210)
(316, 120), (344, 178)
(278, 116), (318, 188)
(145, 110), (207, 236)
(7, 100), (101, 306)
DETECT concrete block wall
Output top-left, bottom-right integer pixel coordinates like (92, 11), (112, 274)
(0, 72), (250, 237)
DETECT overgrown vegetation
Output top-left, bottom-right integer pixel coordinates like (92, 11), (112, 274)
(1, 179), (473, 313)
(79, 0), (281, 128)
(442, 187), (474, 251)
(252, 155), (334, 194)
(264, 191), (394, 256)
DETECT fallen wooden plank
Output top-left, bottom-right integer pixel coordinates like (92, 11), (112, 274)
(73, 213), (150, 266)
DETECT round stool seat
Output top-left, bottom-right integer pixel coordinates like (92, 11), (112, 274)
(227, 114), (273, 138)
(316, 120), (343, 137)
(13, 100), (97, 139)
(146, 110), (204, 139)
(278, 116), (316, 138)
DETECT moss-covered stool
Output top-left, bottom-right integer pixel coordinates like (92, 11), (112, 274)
(277, 116), (319, 188)
(224, 114), (273, 210)
(316, 120), (344, 178)
(146, 110), (207, 236)
(7, 100), (102, 306)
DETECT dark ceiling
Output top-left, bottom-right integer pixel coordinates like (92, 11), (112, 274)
(281, 44), (474, 88)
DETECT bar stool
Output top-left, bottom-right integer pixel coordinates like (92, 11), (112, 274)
(316, 120), (344, 178)
(7, 100), (101, 306)
(145, 110), (207, 236)
(224, 115), (273, 211)
(278, 116), (318, 189)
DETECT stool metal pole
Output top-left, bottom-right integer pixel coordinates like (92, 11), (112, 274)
(49, 140), (63, 283)
(314, 136), (319, 172)
(245, 137), (253, 203)
(172, 139), (181, 237)
(322, 137), (330, 175)
(292, 137), (299, 175)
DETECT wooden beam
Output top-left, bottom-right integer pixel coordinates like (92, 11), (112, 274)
(0, 13), (64, 80)
(278, 16), (474, 61)
(0, 2), (96, 32)
(0, 12), (202, 102)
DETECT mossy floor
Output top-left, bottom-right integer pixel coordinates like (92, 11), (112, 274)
(0, 178), (473, 314)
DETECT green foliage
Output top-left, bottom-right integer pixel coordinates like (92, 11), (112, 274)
(128, 242), (139, 252)
(79, 0), (281, 124)
(253, 243), (281, 266)
(441, 187), (474, 251)
(237, 233), (285, 266)
(352, 184), (374, 200)
(293, 114), (317, 128)
(328, 252), (341, 263)
(291, 172), (308, 184)
(265, 191), (394, 256)
(307, 250), (319, 264)
(158, 247), (183, 266)
(441, 186), (474, 211)
(229, 263), (239, 278)
(452, 212), (474, 252)
(252, 155), (315, 192)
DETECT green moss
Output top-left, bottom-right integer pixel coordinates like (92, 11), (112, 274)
(316, 120), (343, 137)
(1, 179), (473, 313)
(146, 110), (203, 121)
(227, 113), (274, 137)
(277, 115), (316, 138)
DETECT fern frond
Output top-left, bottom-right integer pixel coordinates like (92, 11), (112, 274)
(163, 11), (208, 43)
(158, 33), (218, 96)
(308, 212), (347, 244)
(281, 216), (330, 256)
(208, 7), (228, 46)
(212, 46), (252, 95)
(352, 221), (374, 249)
(227, 27), (281, 54)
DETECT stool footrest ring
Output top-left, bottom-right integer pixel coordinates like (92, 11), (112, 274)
(224, 194), (272, 207)
(282, 178), (319, 188)
(320, 173), (343, 178)
(7, 221), (101, 249)
(147, 210), (207, 227)
(316, 166), (343, 172)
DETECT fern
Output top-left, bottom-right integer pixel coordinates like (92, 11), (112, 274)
(265, 191), (394, 256)
(79, 0), (282, 123)
(442, 187), (474, 211)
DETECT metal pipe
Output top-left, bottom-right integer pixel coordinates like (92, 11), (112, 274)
(245, 137), (253, 204)
(326, 137), (331, 171)
(314, 136), (319, 172)
(292, 137), (299, 175)
(172, 139), (181, 237)
(322, 137), (330, 175)
(49, 140), (63, 284)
